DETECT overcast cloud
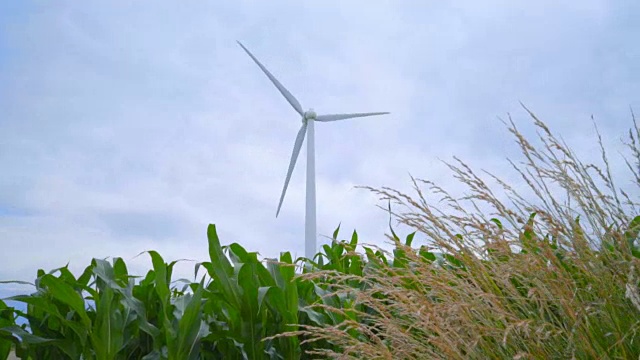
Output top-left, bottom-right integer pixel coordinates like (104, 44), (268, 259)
(1, 1), (639, 298)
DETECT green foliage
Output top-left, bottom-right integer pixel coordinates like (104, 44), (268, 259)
(2, 214), (640, 359)
(0, 224), (371, 359)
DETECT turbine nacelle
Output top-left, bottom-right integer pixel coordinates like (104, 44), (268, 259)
(303, 109), (317, 121)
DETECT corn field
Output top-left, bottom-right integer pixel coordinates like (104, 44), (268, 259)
(2, 108), (640, 359)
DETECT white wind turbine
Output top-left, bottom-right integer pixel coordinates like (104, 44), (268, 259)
(237, 41), (389, 260)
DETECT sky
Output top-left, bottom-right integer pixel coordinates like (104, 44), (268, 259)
(1, 1), (639, 300)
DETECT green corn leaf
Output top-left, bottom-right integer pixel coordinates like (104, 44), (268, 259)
(57, 266), (77, 285)
(77, 263), (95, 289)
(175, 286), (204, 360)
(147, 251), (170, 304)
(6, 294), (89, 347)
(92, 285), (123, 360)
(208, 225), (233, 273)
(141, 349), (163, 360)
(419, 246), (436, 263)
(92, 259), (121, 290)
(0, 300), (15, 360)
(351, 258), (364, 276)
(332, 223), (341, 240)
(113, 257), (130, 286)
(279, 252), (295, 274)
(206, 224), (241, 308)
(258, 285), (300, 359)
(147, 250), (180, 355)
(0, 338), (9, 360)
(92, 259), (160, 340)
(350, 230), (358, 248)
(257, 286), (281, 315)
(237, 263), (263, 359)
(405, 232), (416, 247)
(4, 295), (64, 321)
(39, 274), (91, 328)
(229, 243), (261, 268)
(299, 304), (327, 327)
(275, 252), (300, 324)
(0, 325), (54, 345)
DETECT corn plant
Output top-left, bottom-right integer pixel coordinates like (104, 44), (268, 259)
(0, 300), (16, 359)
(0, 222), (371, 359)
(197, 224), (302, 359)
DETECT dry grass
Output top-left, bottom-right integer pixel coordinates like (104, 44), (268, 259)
(294, 106), (640, 359)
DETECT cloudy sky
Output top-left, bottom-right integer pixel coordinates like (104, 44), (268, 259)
(1, 1), (639, 298)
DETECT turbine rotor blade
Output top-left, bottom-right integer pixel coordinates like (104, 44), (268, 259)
(276, 122), (308, 217)
(237, 41), (304, 116)
(315, 112), (390, 122)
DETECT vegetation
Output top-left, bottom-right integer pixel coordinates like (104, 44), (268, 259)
(2, 107), (640, 359)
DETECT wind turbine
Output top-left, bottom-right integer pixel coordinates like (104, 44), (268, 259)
(237, 41), (389, 260)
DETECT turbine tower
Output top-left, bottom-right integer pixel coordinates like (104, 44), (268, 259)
(238, 41), (389, 261)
